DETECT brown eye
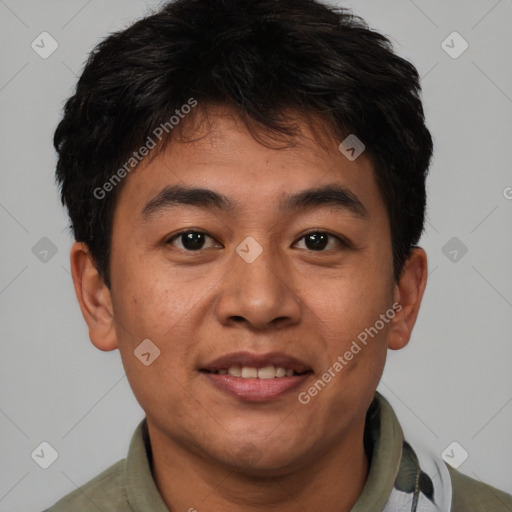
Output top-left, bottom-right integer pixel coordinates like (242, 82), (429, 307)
(166, 231), (219, 251)
(295, 231), (347, 251)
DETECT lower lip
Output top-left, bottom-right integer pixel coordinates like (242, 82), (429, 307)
(202, 372), (311, 402)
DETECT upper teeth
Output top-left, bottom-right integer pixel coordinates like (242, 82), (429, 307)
(217, 365), (296, 379)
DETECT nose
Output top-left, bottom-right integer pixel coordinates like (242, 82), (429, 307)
(214, 239), (302, 331)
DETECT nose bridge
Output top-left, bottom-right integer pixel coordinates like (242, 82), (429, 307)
(215, 235), (301, 328)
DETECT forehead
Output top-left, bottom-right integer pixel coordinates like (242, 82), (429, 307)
(114, 107), (386, 224)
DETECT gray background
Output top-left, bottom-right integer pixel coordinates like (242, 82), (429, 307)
(1, 0), (511, 510)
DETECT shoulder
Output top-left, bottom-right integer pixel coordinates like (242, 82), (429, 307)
(447, 463), (512, 512)
(43, 459), (128, 511)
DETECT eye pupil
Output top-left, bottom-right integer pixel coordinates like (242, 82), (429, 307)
(305, 232), (328, 251)
(182, 232), (205, 250)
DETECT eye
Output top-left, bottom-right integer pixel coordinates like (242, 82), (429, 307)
(294, 231), (347, 251)
(165, 230), (221, 251)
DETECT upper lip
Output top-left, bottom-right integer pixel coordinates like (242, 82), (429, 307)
(201, 351), (312, 374)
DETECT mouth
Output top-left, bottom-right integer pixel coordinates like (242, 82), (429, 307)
(200, 351), (313, 402)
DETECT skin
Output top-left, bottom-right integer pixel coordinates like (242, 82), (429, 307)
(70, 106), (428, 512)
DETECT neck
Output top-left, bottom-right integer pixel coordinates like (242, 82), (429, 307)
(147, 417), (369, 512)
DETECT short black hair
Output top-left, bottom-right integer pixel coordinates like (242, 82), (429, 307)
(54, 0), (433, 289)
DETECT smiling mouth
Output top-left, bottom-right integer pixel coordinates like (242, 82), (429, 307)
(202, 365), (312, 379)
(201, 366), (313, 402)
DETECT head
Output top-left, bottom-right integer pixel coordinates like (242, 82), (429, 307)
(56, 0), (431, 474)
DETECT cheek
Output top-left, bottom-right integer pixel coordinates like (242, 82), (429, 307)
(111, 255), (193, 335)
(110, 251), (218, 371)
(305, 264), (392, 336)
(309, 278), (391, 409)
(302, 266), (393, 402)
(111, 276), (198, 417)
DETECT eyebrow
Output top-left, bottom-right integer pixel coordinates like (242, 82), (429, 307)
(140, 183), (367, 220)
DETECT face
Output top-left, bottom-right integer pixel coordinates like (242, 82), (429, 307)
(96, 107), (402, 474)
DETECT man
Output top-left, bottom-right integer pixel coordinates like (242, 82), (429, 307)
(45, 0), (512, 510)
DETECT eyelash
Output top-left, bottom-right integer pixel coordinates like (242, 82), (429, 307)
(165, 229), (349, 252)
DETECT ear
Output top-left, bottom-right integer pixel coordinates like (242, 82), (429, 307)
(69, 242), (119, 351)
(388, 247), (428, 351)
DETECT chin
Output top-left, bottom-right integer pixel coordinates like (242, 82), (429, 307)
(210, 438), (311, 477)
(224, 454), (304, 478)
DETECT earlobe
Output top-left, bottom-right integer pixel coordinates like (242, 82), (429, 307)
(70, 242), (119, 351)
(388, 247), (428, 351)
